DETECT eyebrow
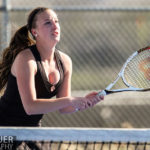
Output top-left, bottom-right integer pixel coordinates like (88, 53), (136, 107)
(44, 18), (58, 21)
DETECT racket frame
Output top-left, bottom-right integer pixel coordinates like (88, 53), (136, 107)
(98, 47), (150, 96)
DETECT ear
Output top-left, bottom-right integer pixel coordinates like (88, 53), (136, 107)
(31, 28), (38, 37)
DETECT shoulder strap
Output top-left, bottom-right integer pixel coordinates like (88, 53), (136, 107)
(54, 50), (65, 88)
(29, 45), (41, 61)
(29, 45), (52, 93)
(55, 49), (65, 74)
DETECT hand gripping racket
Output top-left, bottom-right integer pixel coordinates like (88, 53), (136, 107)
(98, 46), (150, 96)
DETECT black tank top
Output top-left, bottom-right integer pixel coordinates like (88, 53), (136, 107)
(0, 45), (64, 126)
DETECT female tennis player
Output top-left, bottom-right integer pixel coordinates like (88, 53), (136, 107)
(0, 7), (104, 126)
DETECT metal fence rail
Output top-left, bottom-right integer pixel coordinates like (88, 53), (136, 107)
(0, 0), (150, 128)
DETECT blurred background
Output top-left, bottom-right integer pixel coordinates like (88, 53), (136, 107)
(0, 0), (150, 128)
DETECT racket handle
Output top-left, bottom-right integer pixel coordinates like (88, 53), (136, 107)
(97, 90), (107, 96)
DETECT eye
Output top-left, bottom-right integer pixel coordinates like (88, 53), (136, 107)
(45, 21), (52, 25)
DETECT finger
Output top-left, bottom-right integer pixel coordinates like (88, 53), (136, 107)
(95, 94), (104, 100)
(85, 91), (98, 98)
(87, 101), (93, 107)
(87, 97), (97, 107)
(93, 97), (100, 105)
(99, 95), (104, 100)
(92, 96), (103, 105)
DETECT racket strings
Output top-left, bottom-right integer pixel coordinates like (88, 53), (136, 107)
(124, 50), (150, 89)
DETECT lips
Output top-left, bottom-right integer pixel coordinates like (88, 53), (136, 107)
(52, 31), (59, 36)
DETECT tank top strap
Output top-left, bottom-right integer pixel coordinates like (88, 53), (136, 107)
(29, 45), (52, 92)
(29, 45), (41, 61)
(54, 49), (65, 87)
(29, 45), (64, 94)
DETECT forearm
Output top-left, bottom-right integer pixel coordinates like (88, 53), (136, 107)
(24, 97), (73, 115)
(59, 106), (77, 114)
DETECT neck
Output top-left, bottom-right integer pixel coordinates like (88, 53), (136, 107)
(36, 42), (56, 62)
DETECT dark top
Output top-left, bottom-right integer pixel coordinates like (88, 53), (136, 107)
(0, 45), (64, 126)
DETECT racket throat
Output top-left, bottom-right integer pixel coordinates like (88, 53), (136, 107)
(106, 87), (144, 94)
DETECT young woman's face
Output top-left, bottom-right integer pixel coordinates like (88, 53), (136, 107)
(32, 9), (60, 44)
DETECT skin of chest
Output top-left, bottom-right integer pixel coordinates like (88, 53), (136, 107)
(42, 61), (60, 85)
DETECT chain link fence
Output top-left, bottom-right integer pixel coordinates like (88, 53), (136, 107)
(0, 0), (150, 128)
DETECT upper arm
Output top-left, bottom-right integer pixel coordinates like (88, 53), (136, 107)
(12, 49), (37, 113)
(56, 51), (76, 114)
(56, 51), (72, 97)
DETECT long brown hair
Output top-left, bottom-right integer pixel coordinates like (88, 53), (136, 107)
(0, 7), (49, 92)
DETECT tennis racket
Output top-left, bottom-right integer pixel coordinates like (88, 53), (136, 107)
(98, 46), (150, 96)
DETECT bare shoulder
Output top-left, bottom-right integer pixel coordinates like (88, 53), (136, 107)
(12, 48), (37, 76)
(58, 50), (72, 65)
(57, 50), (72, 73)
(14, 48), (37, 66)
(16, 48), (34, 60)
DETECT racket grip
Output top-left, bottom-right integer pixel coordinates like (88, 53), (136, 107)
(97, 90), (107, 96)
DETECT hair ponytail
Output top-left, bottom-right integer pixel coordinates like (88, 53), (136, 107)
(0, 25), (35, 92)
(0, 7), (49, 93)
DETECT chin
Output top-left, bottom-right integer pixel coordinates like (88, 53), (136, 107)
(50, 39), (60, 45)
(55, 37), (60, 42)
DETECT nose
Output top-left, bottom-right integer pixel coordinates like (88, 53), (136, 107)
(52, 23), (57, 29)
(52, 20), (58, 30)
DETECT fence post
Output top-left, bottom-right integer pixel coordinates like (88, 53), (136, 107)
(1, 0), (11, 51)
